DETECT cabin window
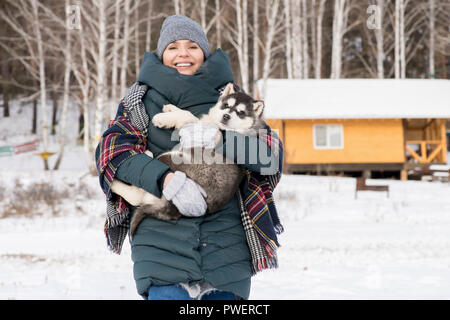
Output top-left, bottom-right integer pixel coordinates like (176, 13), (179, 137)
(313, 124), (344, 149)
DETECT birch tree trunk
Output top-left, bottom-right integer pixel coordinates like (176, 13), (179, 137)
(200, 0), (207, 30)
(331, 0), (346, 79)
(315, 0), (326, 78)
(291, 0), (303, 78)
(234, 0), (249, 92)
(261, 0), (281, 97)
(399, 0), (406, 78)
(111, 0), (121, 118)
(253, 0), (260, 94)
(31, 0), (49, 170)
(394, 0), (406, 79)
(134, 0), (141, 78)
(120, 0), (130, 97)
(71, 17), (94, 174)
(310, 0), (317, 78)
(394, 0), (400, 78)
(428, 0), (435, 78)
(376, 0), (384, 78)
(81, 36), (93, 174)
(301, 0), (309, 78)
(173, 0), (185, 15)
(53, 0), (73, 170)
(215, 0), (222, 48)
(283, 0), (293, 79)
(243, 0), (249, 92)
(145, 0), (153, 52)
(94, 0), (107, 155)
(174, 0), (180, 14)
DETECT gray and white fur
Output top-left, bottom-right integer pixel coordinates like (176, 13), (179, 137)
(110, 83), (265, 237)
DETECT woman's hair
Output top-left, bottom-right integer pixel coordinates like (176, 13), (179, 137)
(157, 15), (210, 59)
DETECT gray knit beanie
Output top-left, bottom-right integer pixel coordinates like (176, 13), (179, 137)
(157, 15), (210, 60)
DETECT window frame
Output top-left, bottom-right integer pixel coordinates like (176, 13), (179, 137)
(313, 124), (344, 150)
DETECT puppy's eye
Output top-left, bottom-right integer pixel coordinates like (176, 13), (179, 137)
(236, 110), (245, 117)
(221, 103), (228, 109)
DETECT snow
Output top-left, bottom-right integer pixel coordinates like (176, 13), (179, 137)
(1, 170), (450, 300)
(257, 79), (450, 119)
(1, 99), (450, 300)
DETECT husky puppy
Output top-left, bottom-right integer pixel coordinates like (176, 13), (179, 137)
(111, 83), (265, 237)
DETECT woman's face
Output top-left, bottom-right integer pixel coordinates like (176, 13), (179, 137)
(162, 40), (205, 75)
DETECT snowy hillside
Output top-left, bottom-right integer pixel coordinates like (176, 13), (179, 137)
(1, 101), (450, 299)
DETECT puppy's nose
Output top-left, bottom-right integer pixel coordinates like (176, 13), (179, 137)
(222, 114), (231, 122)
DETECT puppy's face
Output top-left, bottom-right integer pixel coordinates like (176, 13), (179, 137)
(209, 84), (264, 132)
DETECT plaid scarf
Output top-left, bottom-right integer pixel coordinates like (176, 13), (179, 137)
(95, 82), (284, 274)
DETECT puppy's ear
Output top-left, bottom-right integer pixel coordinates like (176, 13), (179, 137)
(221, 83), (236, 97)
(253, 100), (264, 118)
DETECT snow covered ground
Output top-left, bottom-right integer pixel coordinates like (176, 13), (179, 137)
(1, 161), (449, 300)
(1, 101), (450, 300)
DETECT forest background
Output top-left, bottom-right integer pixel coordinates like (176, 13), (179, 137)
(0, 0), (449, 172)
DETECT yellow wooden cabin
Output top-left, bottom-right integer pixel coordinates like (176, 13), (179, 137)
(257, 79), (450, 180)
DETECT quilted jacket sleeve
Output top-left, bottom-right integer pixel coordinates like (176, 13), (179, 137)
(114, 153), (171, 198)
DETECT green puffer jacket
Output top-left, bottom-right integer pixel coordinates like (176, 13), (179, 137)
(115, 50), (274, 299)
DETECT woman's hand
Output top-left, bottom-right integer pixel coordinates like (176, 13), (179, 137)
(162, 171), (207, 217)
(179, 123), (220, 149)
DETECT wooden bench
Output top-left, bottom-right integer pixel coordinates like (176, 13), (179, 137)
(355, 177), (389, 199)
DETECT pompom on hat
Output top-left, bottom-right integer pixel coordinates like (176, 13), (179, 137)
(157, 15), (210, 59)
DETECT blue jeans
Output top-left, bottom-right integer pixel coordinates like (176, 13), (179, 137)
(148, 284), (236, 300)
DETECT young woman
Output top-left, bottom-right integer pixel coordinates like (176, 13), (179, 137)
(97, 15), (282, 300)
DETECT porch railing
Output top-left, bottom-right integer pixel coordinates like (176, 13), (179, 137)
(405, 140), (444, 163)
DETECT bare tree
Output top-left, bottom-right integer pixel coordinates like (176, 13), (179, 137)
(394, 0), (406, 78)
(173, 0), (186, 15)
(134, 0), (142, 78)
(331, 0), (347, 78)
(53, 0), (74, 170)
(252, 0), (261, 94)
(428, 0), (435, 78)
(145, 0), (153, 52)
(215, 0), (222, 48)
(375, 0), (385, 78)
(110, 0), (122, 119)
(94, 0), (108, 150)
(315, 0), (327, 78)
(31, 0), (50, 170)
(261, 0), (282, 95)
(227, 0), (250, 92)
(301, 0), (309, 78)
(283, 0), (293, 79)
(120, 0), (131, 97)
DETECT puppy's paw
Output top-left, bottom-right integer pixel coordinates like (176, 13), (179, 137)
(151, 113), (165, 128)
(162, 104), (180, 113)
(152, 113), (169, 128)
(152, 112), (178, 129)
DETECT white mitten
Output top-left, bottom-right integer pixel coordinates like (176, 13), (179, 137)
(162, 171), (208, 217)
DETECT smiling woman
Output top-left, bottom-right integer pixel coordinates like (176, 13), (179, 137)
(95, 14), (283, 302)
(162, 40), (205, 75)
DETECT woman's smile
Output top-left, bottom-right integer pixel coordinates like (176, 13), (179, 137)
(162, 40), (205, 75)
